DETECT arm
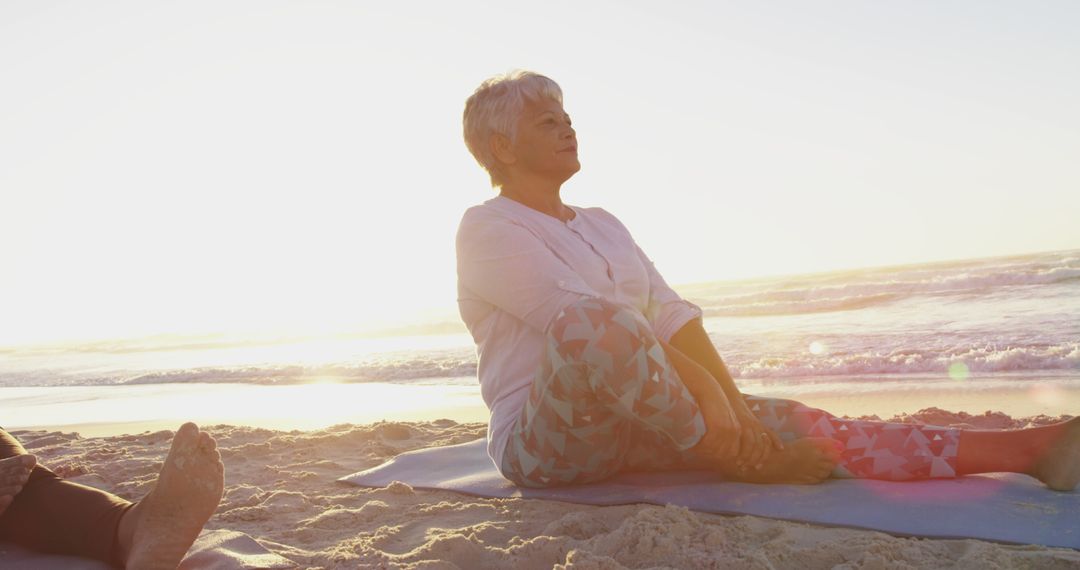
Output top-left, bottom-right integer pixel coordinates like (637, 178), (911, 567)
(669, 319), (785, 469)
(630, 240), (747, 408)
(617, 213), (781, 466)
(657, 337), (743, 461)
(669, 319), (742, 403)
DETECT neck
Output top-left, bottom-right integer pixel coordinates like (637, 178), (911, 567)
(499, 176), (570, 221)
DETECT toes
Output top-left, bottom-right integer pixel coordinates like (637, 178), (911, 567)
(178, 422), (200, 439)
(170, 423), (201, 453)
(197, 432), (217, 452)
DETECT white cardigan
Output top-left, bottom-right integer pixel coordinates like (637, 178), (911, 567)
(456, 195), (702, 469)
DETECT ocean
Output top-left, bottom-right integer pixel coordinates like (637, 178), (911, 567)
(2, 249), (1077, 434)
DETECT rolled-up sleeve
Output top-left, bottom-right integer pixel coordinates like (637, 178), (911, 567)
(635, 244), (703, 341)
(457, 208), (599, 334)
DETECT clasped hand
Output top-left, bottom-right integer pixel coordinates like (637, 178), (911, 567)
(693, 383), (784, 471)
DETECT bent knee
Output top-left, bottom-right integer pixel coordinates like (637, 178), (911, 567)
(549, 298), (655, 360)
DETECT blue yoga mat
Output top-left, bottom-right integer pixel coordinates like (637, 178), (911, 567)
(341, 437), (1080, 550)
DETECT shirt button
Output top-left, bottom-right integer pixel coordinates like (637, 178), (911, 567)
(557, 280), (566, 287)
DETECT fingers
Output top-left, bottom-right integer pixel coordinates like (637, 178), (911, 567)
(729, 407), (744, 458)
(748, 426), (780, 469)
(735, 426), (755, 468)
(701, 425), (733, 460)
(768, 429), (785, 451)
(698, 399), (740, 461)
(748, 431), (769, 470)
(737, 429), (771, 471)
(706, 424), (740, 461)
(724, 419), (741, 460)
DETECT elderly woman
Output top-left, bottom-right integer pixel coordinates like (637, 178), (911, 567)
(456, 70), (1080, 489)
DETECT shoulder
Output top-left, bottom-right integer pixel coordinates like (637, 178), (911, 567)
(458, 200), (512, 232)
(456, 200), (537, 247)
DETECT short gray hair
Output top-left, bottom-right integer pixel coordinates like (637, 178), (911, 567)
(463, 70), (564, 188)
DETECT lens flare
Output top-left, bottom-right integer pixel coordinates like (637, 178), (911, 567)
(948, 361), (970, 381)
(808, 341), (827, 355)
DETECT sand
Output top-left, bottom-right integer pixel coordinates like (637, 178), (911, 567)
(10, 409), (1080, 569)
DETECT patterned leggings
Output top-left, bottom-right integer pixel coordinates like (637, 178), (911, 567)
(500, 298), (961, 488)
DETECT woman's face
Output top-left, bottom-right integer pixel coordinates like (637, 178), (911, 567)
(508, 96), (579, 183)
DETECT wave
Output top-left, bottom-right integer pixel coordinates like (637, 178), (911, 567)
(701, 292), (904, 318)
(0, 354), (478, 387)
(5, 342), (1076, 388)
(121, 353), (478, 385)
(729, 342), (1080, 379)
(690, 259), (1080, 317)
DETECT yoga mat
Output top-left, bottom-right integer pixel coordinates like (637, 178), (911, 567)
(341, 437), (1080, 550)
(0, 529), (295, 569)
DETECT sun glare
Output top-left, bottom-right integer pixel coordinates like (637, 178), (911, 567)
(2, 383), (487, 435)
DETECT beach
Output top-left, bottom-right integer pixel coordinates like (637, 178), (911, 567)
(9, 408), (1079, 569)
(4, 1), (1078, 565)
(3, 250), (1078, 567)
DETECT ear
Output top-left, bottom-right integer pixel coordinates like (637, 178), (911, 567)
(489, 133), (516, 166)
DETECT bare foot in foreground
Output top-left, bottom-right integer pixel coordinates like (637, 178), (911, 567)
(1030, 417), (1080, 492)
(121, 423), (224, 569)
(0, 454), (36, 516)
(723, 437), (842, 484)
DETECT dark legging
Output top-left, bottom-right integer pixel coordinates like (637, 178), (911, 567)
(0, 427), (131, 568)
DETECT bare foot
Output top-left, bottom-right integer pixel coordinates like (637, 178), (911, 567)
(722, 437), (841, 484)
(122, 423), (224, 569)
(1030, 417), (1080, 492)
(0, 454), (36, 516)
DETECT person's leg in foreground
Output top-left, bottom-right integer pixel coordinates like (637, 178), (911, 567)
(0, 423), (225, 568)
(501, 298), (1080, 490)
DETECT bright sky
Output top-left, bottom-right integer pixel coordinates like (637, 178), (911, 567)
(2, 1), (1078, 346)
